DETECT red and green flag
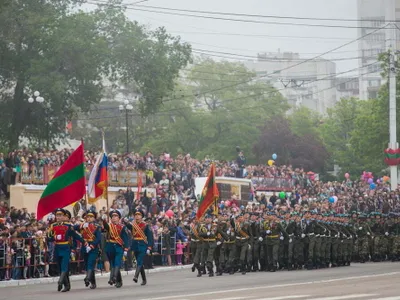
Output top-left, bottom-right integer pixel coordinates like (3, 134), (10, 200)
(196, 163), (219, 220)
(384, 148), (400, 166)
(36, 142), (86, 220)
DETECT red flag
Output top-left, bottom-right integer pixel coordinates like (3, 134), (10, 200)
(196, 163), (219, 219)
(136, 171), (142, 200)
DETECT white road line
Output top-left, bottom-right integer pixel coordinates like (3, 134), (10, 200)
(251, 296), (310, 300)
(141, 272), (400, 300)
(309, 295), (376, 300)
(372, 298), (400, 300)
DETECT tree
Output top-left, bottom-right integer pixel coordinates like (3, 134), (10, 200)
(253, 115), (329, 171)
(0, 0), (191, 149)
(138, 58), (289, 162)
(289, 106), (322, 137)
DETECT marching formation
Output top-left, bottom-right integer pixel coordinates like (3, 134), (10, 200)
(47, 208), (153, 292)
(189, 211), (400, 277)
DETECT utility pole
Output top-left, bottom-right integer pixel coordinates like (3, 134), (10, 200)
(386, 0), (398, 190)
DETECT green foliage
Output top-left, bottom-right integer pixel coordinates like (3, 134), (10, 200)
(138, 58), (289, 162)
(0, 0), (191, 150)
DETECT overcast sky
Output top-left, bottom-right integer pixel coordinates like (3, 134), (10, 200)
(86, 0), (360, 74)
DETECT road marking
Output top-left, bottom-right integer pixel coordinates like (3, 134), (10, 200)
(372, 298), (400, 300)
(141, 272), (400, 300)
(310, 295), (376, 300)
(251, 296), (310, 300)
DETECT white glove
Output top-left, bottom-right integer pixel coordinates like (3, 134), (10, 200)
(266, 230), (271, 234)
(341, 240), (343, 243)
(207, 232), (211, 236)
(70, 252), (75, 259)
(349, 235), (352, 238)
(359, 227), (362, 230)
(385, 232), (389, 236)
(123, 251), (128, 257)
(86, 246), (91, 253)
(227, 230), (231, 234)
(124, 217), (129, 223)
(367, 232), (370, 236)
(83, 223), (89, 228)
(280, 236), (284, 241)
(355, 234), (358, 238)
(102, 214), (107, 220)
(216, 241), (222, 246)
(258, 237), (263, 242)
(146, 249), (151, 255)
(289, 239), (292, 243)
(56, 234), (62, 241)
(301, 233), (306, 238)
(248, 244), (251, 250)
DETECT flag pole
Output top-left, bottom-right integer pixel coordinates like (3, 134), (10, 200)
(81, 138), (88, 210)
(101, 130), (110, 213)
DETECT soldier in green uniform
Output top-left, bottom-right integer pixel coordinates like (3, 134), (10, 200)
(356, 213), (372, 263)
(249, 213), (261, 272)
(293, 213), (305, 270)
(215, 214), (228, 276)
(199, 215), (217, 277)
(264, 212), (288, 272)
(389, 213), (400, 261)
(285, 213), (297, 270)
(259, 212), (269, 271)
(231, 213), (252, 275)
(189, 218), (203, 277)
(217, 215), (236, 275)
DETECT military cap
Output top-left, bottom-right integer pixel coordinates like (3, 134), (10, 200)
(54, 208), (65, 215)
(134, 208), (145, 218)
(205, 214), (213, 219)
(64, 210), (72, 219)
(109, 209), (122, 218)
(84, 210), (97, 219)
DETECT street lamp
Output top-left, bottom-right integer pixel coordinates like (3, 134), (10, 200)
(119, 100), (133, 153)
(28, 91), (48, 147)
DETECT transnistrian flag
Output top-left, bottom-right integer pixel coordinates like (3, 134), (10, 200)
(87, 136), (108, 204)
(196, 163), (219, 220)
(36, 142), (85, 220)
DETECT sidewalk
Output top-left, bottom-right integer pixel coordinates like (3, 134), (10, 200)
(0, 265), (191, 288)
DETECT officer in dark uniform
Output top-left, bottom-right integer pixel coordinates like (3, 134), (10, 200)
(47, 208), (86, 292)
(103, 210), (130, 288)
(124, 208), (154, 286)
(76, 210), (101, 289)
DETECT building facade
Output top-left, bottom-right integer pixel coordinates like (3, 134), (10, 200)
(357, 0), (400, 100)
(243, 51), (337, 115)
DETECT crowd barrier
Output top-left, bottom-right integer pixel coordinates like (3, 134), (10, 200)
(0, 234), (189, 281)
(16, 165), (295, 191)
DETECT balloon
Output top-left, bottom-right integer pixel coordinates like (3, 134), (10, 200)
(279, 192), (286, 199)
(370, 183), (376, 190)
(272, 153), (277, 160)
(376, 179), (381, 184)
(225, 200), (231, 207)
(329, 197), (335, 203)
(165, 210), (174, 218)
(345, 173), (350, 179)
(367, 178), (373, 184)
(267, 159), (274, 166)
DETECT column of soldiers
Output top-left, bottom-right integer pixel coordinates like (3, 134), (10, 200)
(189, 211), (400, 277)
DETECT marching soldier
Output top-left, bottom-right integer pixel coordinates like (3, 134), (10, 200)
(199, 214), (217, 276)
(102, 210), (130, 288)
(218, 218), (236, 275)
(285, 213), (297, 270)
(47, 208), (86, 292)
(249, 213), (261, 272)
(264, 212), (287, 272)
(231, 213), (251, 275)
(189, 217), (203, 277)
(77, 210), (101, 289)
(124, 208), (154, 286)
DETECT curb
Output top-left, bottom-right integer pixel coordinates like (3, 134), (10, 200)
(0, 265), (191, 288)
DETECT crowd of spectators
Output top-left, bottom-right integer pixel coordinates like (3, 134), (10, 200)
(0, 148), (399, 281)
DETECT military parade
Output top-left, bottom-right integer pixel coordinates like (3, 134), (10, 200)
(189, 211), (400, 277)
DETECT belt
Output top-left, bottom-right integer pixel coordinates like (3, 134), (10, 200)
(134, 238), (144, 241)
(191, 239), (200, 242)
(225, 241), (235, 244)
(308, 233), (315, 236)
(289, 234), (294, 237)
(203, 239), (216, 242)
(55, 241), (69, 245)
(316, 234), (320, 237)
(236, 237), (248, 240)
(85, 239), (94, 242)
(321, 235), (325, 237)
(267, 235), (279, 238)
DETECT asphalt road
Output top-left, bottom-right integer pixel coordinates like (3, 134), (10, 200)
(2, 263), (400, 300)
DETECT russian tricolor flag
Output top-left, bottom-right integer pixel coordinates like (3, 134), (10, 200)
(88, 136), (108, 204)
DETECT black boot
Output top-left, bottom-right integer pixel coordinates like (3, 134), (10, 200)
(252, 261), (259, 272)
(61, 274), (70, 292)
(133, 266), (141, 283)
(202, 265), (207, 275)
(196, 265), (202, 277)
(89, 270), (96, 289)
(108, 268), (115, 285)
(84, 272), (90, 287)
(57, 272), (66, 292)
(115, 267), (123, 288)
(240, 261), (246, 275)
(207, 262), (214, 277)
(191, 264), (196, 272)
(140, 266), (147, 286)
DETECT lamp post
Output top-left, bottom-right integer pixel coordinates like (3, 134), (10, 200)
(28, 91), (49, 148)
(119, 100), (133, 153)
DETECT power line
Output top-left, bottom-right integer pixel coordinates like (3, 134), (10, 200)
(87, 0), (392, 30)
